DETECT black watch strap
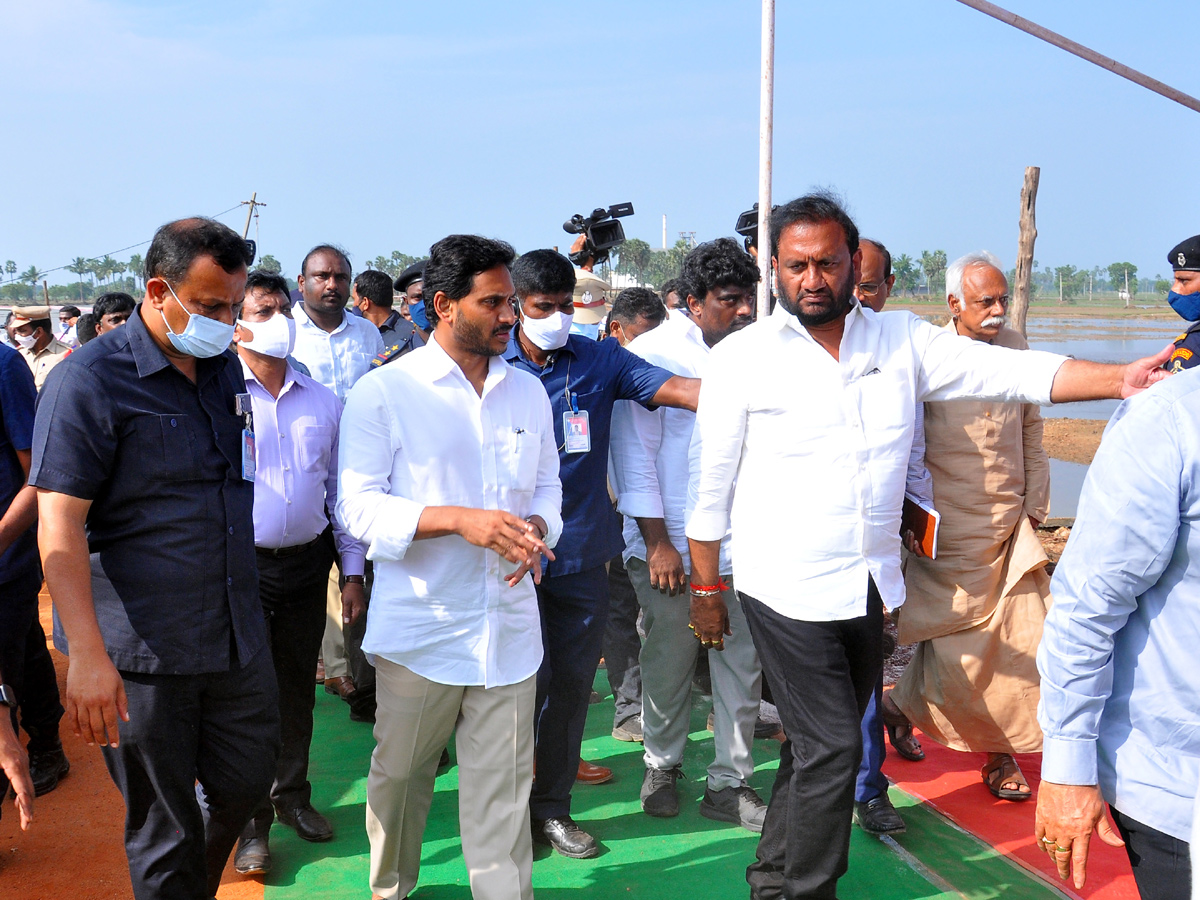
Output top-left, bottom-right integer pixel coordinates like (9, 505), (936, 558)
(0, 684), (16, 709)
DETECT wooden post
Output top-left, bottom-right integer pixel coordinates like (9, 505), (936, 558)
(42, 280), (51, 305)
(242, 191), (258, 239)
(1011, 166), (1039, 337)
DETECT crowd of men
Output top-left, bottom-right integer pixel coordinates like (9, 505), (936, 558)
(0, 197), (1198, 900)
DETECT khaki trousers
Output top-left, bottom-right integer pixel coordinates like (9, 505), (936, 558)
(321, 563), (348, 679)
(367, 658), (535, 900)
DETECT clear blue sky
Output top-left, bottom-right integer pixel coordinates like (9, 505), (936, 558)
(3, 0), (1197, 284)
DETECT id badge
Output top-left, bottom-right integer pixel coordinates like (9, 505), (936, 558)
(563, 410), (591, 454)
(241, 429), (256, 482)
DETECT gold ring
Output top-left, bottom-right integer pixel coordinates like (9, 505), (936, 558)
(1055, 845), (1071, 853)
(1040, 837), (1055, 844)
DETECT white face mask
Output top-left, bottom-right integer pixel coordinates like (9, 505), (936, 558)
(520, 309), (573, 351)
(237, 312), (296, 359)
(14, 332), (38, 351)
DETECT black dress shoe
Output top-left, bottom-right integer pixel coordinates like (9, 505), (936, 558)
(234, 833), (272, 874)
(533, 816), (599, 859)
(29, 742), (70, 796)
(275, 803), (334, 842)
(853, 796), (906, 835)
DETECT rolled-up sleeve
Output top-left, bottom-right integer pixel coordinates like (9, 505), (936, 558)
(913, 318), (1066, 406)
(1037, 393), (1181, 784)
(528, 388), (563, 549)
(685, 342), (746, 542)
(611, 399), (665, 520)
(335, 376), (425, 561)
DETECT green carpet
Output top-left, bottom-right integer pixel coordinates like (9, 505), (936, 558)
(262, 677), (1063, 899)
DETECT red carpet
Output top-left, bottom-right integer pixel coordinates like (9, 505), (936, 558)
(884, 735), (1139, 900)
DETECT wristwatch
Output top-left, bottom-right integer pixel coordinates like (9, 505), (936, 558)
(0, 684), (16, 709)
(344, 575), (365, 585)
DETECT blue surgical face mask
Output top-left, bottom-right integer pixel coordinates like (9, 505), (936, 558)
(1168, 289), (1200, 322)
(569, 320), (599, 341)
(409, 298), (430, 331)
(162, 280), (236, 358)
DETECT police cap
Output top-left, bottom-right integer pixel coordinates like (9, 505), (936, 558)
(394, 261), (426, 293)
(1169, 234), (1200, 272)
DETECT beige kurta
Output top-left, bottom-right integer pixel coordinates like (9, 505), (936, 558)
(892, 324), (1051, 754)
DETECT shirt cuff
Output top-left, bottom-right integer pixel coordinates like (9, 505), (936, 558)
(363, 497), (424, 562)
(339, 547), (366, 578)
(686, 509), (730, 543)
(616, 491), (665, 520)
(528, 497), (563, 550)
(1024, 352), (1071, 406)
(1040, 735), (1099, 786)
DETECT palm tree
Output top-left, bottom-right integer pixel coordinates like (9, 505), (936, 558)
(128, 253), (143, 289)
(67, 257), (91, 301)
(20, 265), (42, 301)
(4, 261), (15, 280)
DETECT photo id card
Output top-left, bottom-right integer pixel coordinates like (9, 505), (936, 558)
(563, 410), (591, 454)
(241, 429), (256, 482)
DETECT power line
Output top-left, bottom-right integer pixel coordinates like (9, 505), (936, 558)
(0, 202), (246, 286)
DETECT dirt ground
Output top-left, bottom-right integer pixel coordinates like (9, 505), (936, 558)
(1042, 418), (1106, 465)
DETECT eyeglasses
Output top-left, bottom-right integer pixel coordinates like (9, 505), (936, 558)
(857, 282), (882, 297)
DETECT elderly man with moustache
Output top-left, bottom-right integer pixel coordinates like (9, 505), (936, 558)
(888, 251), (1051, 803)
(685, 192), (1170, 900)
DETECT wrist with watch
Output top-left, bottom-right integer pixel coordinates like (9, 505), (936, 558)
(344, 575), (365, 585)
(0, 683), (16, 709)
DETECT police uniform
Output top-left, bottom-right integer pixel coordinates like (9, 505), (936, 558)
(370, 328), (424, 369)
(1167, 235), (1200, 373)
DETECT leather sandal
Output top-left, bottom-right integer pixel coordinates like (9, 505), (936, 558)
(981, 753), (1032, 801)
(881, 693), (925, 762)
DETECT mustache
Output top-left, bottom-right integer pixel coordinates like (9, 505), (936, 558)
(981, 315), (1006, 328)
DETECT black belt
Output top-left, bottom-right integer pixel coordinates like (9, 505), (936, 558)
(255, 535), (324, 559)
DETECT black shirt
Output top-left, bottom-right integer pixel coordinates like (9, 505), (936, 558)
(29, 306), (264, 675)
(0, 344), (39, 585)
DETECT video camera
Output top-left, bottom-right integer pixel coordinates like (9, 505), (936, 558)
(563, 202), (634, 266)
(735, 203), (764, 254)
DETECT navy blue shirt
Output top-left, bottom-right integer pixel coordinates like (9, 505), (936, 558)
(1169, 320), (1200, 373)
(504, 332), (673, 576)
(29, 306), (265, 675)
(0, 345), (39, 585)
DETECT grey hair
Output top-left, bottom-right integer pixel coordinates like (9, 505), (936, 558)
(946, 250), (1003, 301)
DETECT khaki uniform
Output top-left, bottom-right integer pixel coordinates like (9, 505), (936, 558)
(572, 268), (612, 325)
(20, 338), (72, 391)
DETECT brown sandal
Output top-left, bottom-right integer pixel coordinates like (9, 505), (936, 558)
(981, 754), (1032, 801)
(881, 693), (925, 762)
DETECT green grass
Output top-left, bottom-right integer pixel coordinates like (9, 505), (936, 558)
(260, 676), (1064, 899)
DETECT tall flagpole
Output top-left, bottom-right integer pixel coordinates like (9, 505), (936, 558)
(757, 0), (775, 319)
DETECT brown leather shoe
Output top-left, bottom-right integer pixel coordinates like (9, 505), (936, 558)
(576, 760), (613, 785)
(315, 657), (326, 683)
(324, 676), (355, 700)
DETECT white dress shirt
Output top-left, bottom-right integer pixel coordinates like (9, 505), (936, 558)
(611, 310), (732, 575)
(336, 337), (563, 688)
(241, 360), (365, 576)
(291, 304), (384, 402)
(685, 302), (1066, 621)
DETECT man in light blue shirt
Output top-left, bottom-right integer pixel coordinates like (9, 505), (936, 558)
(1036, 369), (1200, 900)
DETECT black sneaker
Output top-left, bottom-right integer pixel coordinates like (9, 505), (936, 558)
(640, 765), (683, 817)
(699, 784), (767, 832)
(29, 742), (70, 796)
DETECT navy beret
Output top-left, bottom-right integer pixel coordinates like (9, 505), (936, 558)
(1168, 234), (1200, 271)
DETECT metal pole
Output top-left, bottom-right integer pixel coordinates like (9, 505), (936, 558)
(955, 0), (1200, 114)
(756, 0), (775, 319)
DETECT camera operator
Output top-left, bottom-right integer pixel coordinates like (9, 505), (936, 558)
(567, 235), (612, 341)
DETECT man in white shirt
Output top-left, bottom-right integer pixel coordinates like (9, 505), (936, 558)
(337, 235), (562, 900)
(230, 271), (367, 876)
(611, 239), (767, 830)
(685, 192), (1171, 900)
(290, 245), (384, 715)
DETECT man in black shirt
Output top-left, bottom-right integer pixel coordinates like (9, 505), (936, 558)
(30, 217), (280, 900)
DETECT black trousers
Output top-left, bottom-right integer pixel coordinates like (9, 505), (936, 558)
(102, 650), (280, 900)
(531, 564), (610, 821)
(1111, 807), (1191, 900)
(0, 568), (46, 812)
(741, 582), (884, 900)
(249, 539), (335, 828)
(603, 554), (642, 729)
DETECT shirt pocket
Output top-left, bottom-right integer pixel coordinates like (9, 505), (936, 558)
(508, 428), (542, 494)
(298, 425), (334, 474)
(129, 414), (204, 482)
